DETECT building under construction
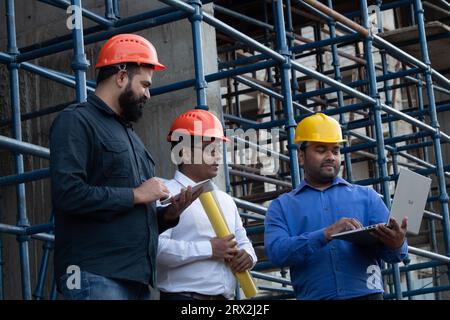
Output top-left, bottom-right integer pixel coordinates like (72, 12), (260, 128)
(1, 0), (450, 300)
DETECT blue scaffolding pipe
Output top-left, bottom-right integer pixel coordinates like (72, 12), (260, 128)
(293, 67), (421, 101)
(327, 0), (353, 181)
(384, 131), (430, 145)
(232, 136), (290, 162)
(0, 224), (54, 241)
(232, 75), (310, 113)
(360, 0), (401, 298)
(163, 0), (450, 149)
(257, 285), (294, 294)
(0, 169), (50, 187)
(218, 53), (267, 69)
(233, 197), (268, 215)
(301, 0), (450, 89)
(32, 214), (54, 300)
(37, 0), (113, 27)
(161, 0), (287, 62)
(6, 0), (32, 300)
(230, 170), (292, 188)
(233, 75), (283, 101)
(255, 260), (447, 288)
(345, 0), (414, 19)
(104, 0), (117, 21)
(214, 4), (274, 31)
(373, 34), (450, 89)
(16, 10), (189, 62)
(0, 52), (13, 63)
(229, 103), (450, 148)
(381, 105), (450, 142)
(425, 210), (444, 221)
(393, 260), (446, 274)
(251, 271), (292, 286)
(409, 246), (450, 263)
(403, 74), (450, 96)
(189, 0), (208, 109)
(1, 0), (449, 300)
(291, 33), (360, 53)
(396, 141), (434, 152)
(239, 212), (265, 222)
(21, 62), (95, 93)
(345, 104), (450, 133)
(384, 285), (450, 299)
(151, 60), (277, 96)
(290, 60), (376, 104)
(33, 240), (53, 300)
(0, 135), (50, 159)
(414, 0), (450, 261)
(13, 6), (181, 56)
(0, 197), (4, 300)
(350, 130), (450, 178)
(70, 0), (89, 102)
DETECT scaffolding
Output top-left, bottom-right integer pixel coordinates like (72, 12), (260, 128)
(1, 0), (450, 299)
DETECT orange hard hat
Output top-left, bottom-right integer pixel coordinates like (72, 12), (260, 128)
(167, 109), (229, 142)
(95, 34), (166, 70)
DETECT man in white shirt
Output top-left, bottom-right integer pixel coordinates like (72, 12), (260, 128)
(157, 109), (257, 300)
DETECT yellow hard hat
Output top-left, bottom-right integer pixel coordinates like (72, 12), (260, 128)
(294, 113), (346, 143)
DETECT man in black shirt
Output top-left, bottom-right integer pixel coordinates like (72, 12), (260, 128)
(50, 34), (200, 300)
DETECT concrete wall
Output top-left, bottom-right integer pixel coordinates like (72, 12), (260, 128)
(0, 0), (221, 299)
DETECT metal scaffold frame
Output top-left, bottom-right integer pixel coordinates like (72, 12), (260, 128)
(0, 0), (449, 299)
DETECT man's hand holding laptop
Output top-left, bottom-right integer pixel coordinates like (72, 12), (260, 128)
(325, 216), (408, 249)
(369, 216), (408, 249)
(325, 218), (363, 241)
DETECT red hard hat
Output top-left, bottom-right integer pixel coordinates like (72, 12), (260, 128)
(167, 109), (229, 142)
(95, 34), (166, 70)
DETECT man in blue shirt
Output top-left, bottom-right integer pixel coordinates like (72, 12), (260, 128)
(264, 113), (408, 300)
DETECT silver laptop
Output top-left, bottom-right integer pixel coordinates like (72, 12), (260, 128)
(331, 168), (432, 245)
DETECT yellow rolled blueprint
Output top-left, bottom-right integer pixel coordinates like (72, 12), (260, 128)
(199, 191), (258, 298)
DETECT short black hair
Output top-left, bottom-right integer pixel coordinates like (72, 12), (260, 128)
(298, 141), (309, 151)
(96, 63), (149, 85)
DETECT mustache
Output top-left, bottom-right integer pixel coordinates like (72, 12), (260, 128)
(138, 97), (148, 105)
(321, 161), (336, 167)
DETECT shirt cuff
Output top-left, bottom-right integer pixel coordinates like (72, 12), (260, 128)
(198, 240), (213, 258)
(157, 207), (180, 232)
(388, 239), (408, 255)
(308, 228), (329, 251)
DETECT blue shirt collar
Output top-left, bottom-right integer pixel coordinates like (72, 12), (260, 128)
(295, 176), (351, 194)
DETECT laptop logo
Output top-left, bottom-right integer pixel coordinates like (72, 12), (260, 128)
(408, 200), (414, 205)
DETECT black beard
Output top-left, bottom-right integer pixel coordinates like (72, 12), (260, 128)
(118, 85), (147, 122)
